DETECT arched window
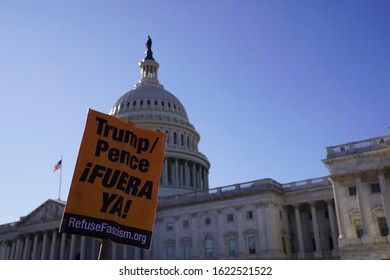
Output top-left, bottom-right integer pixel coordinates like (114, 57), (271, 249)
(204, 235), (213, 259)
(173, 132), (177, 144)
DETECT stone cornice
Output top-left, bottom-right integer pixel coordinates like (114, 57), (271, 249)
(323, 148), (390, 165)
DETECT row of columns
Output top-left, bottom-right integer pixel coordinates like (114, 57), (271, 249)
(292, 200), (338, 259)
(161, 158), (209, 190)
(151, 202), (294, 260)
(0, 230), (102, 260)
(332, 171), (390, 244)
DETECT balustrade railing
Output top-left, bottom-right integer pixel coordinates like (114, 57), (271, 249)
(326, 135), (390, 158)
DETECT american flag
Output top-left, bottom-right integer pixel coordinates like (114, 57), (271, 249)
(53, 159), (62, 172)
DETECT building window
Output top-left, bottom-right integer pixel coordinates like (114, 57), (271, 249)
(227, 214), (234, 222)
(328, 236), (334, 250)
(371, 183), (381, 193)
(348, 186), (357, 196)
(183, 220), (189, 229)
(354, 219), (363, 238)
(228, 239), (236, 257)
(205, 235), (213, 259)
(166, 223), (173, 231)
(174, 132), (177, 144)
(279, 210), (283, 220)
(166, 245), (174, 260)
(281, 236), (287, 254)
(181, 134), (184, 146)
(246, 211), (254, 220)
(378, 217), (389, 236)
(205, 217), (211, 225)
(248, 236), (256, 255)
(325, 210), (329, 218)
(183, 243), (192, 260)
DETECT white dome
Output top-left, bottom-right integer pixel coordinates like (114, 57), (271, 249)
(110, 83), (189, 121)
(109, 37), (210, 197)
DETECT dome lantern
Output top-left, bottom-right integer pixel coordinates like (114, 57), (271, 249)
(137, 36), (160, 87)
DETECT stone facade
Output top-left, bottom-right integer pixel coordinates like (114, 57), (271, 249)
(323, 135), (390, 259)
(1, 134), (390, 259)
(1, 39), (389, 260)
(0, 177), (341, 260)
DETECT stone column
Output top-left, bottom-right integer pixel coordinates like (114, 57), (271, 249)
(6, 242), (13, 260)
(202, 168), (207, 190)
(123, 245), (128, 260)
(256, 202), (267, 254)
(263, 202), (281, 257)
(0, 242), (4, 259)
(50, 230), (58, 260)
(144, 248), (151, 260)
(205, 168), (209, 190)
(174, 158), (179, 186)
(10, 239), (17, 259)
(355, 174), (376, 243)
(236, 206), (245, 258)
(192, 164), (196, 188)
(41, 231), (49, 260)
(111, 243), (117, 260)
(134, 248), (141, 259)
(59, 233), (67, 260)
(4, 242), (11, 260)
(191, 213), (200, 259)
(179, 161), (183, 186)
(282, 206), (292, 256)
(309, 202), (322, 258)
(378, 171), (390, 230)
(326, 200), (339, 255)
(152, 219), (161, 259)
(31, 233), (39, 260)
(184, 160), (189, 187)
(294, 204), (305, 259)
(14, 237), (22, 259)
(197, 166), (202, 190)
(69, 234), (77, 259)
(330, 177), (349, 246)
(162, 158), (168, 185)
(217, 209), (225, 258)
(174, 216), (180, 259)
(23, 234), (30, 260)
(91, 238), (99, 259)
(80, 236), (86, 260)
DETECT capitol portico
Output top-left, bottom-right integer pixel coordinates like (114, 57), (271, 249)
(1, 38), (389, 260)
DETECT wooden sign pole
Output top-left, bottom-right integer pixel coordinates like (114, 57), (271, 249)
(98, 239), (111, 260)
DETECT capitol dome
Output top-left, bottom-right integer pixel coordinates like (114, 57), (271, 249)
(110, 37), (210, 196)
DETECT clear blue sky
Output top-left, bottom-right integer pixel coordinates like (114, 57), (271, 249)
(0, 0), (389, 224)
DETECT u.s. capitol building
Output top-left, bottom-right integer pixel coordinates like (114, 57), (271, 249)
(1, 38), (389, 260)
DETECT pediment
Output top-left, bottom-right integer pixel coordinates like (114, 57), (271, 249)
(18, 199), (65, 226)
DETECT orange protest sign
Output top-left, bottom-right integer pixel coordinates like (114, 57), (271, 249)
(60, 109), (167, 249)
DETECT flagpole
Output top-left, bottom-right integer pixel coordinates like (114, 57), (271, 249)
(58, 156), (63, 200)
